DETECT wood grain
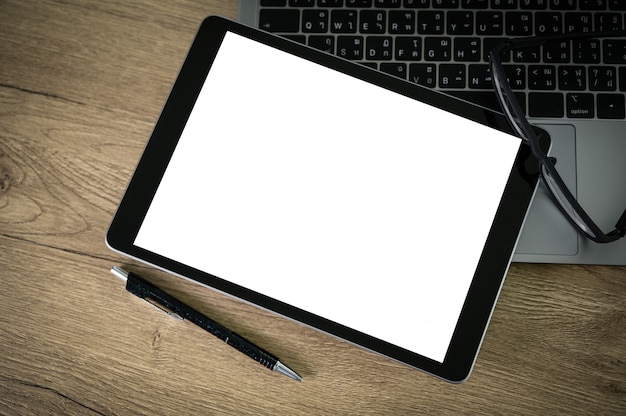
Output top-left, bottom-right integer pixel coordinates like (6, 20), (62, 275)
(1, 0), (625, 414)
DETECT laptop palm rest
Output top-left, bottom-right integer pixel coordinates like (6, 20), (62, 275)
(514, 124), (578, 257)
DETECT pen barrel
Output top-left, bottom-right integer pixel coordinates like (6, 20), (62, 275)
(125, 273), (279, 370)
(223, 333), (279, 370)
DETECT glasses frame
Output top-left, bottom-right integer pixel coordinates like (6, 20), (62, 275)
(489, 31), (626, 244)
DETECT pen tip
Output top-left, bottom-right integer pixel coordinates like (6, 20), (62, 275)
(274, 361), (302, 382)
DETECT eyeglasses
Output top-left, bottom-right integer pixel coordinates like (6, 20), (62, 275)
(489, 31), (626, 244)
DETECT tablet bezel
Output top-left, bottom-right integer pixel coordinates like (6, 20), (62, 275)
(107, 16), (544, 382)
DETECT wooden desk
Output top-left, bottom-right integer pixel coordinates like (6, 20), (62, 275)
(1, 1), (624, 414)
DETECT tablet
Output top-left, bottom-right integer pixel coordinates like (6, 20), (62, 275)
(107, 16), (544, 382)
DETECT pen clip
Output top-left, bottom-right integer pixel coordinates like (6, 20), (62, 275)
(143, 296), (184, 321)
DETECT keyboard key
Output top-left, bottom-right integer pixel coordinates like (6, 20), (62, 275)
(491, 0), (517, 9)
(337, 36), (364, 59)
(432, 0), (460, 7)
(303, 10), (329, 33)
(503, 64), (526, 89)
(603, 39), (626, 64)
(521, 0), (548, 9)
(564, 12), (592, 33)
(447, 11), (474, 34)
(389, 11), (416, 34)
(454, 37), (481, 61)
(331, 10), (358, 33)
(290, 0), (315, 5)
(375, 0), (403, 7)
(360, 11), (386, 34)
(424, 37), (452, 60)
(529, 65), (557, 89)
(589, 66), (617, 91)
(405, 0), (430, 7)
(380, 63), (408, 79)
(318, 0), (344, 6)
(536, 12), (562, 34)
(347, 0), (373, 5)
(409, 63), (436, 87)
(468, 64), (491, 89)
(512, 45), (540, 62)
(620, 67), (626, 91)
(597, 93), (625, 119)
(395, 37), (422, 60)
(260, 10), (300, 32)
(595, 13), (623, 31)
(506, 12), (533, 35)
(439, 64), (466, 88)
(308, 36), (335, 53)
(418, 11), (445, 34)
(566, 93), (594, 118)
(484, 37), (510, 62)
(609, 0), (626, 10)
(558, 65), (586, 90)
(529, 92), (564, 117)
(366, 36), (393, 60)
(462, 0), (489, 8)
(543, 39), (570, 62)
(549, 0), (575, 10)
(573, 39), (601, 63)
(476, 11), (504, 35)
(580, 0), (607, 10)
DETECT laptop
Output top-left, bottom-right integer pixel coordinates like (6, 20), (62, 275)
(238, 0), (626, 265)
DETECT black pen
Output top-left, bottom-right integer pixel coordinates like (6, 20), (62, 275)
(110, 266), (302, 381)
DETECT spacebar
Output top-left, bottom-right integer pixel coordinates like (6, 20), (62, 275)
(443, 91), (526, 116)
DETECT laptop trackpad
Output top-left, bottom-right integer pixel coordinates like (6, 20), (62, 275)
(515, 124), (578, 256)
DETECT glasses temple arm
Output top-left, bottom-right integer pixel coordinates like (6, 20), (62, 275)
(611, 209), (626, 238)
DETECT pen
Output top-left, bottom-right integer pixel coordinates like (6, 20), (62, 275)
(110, 266), (302, 381)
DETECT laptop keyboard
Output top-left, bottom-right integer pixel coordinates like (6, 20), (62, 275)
(257, 0), (626, 120)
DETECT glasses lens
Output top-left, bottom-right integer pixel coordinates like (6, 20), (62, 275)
(540, 165), (596, 238)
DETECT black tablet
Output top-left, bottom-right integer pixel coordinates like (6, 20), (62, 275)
(107, 16), (544, 382)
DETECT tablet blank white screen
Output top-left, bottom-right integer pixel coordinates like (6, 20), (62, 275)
(134, 32), (521, 363)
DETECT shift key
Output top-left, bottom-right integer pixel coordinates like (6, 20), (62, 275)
(260, 10), (301, 33)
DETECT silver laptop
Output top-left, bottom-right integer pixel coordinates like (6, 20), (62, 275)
(238, 0), (625, 265)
